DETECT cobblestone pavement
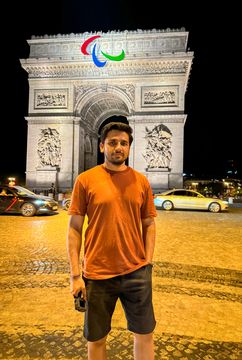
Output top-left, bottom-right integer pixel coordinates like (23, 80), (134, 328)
(0, 207), (242, 359)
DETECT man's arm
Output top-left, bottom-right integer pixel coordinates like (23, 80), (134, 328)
(141, 217), (156, 264)
(66, 214), (86, 298)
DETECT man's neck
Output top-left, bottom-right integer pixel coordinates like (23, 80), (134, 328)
(103, 161), (127, 172)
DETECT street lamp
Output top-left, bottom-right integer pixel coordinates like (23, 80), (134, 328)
(8, 177), (16, 186)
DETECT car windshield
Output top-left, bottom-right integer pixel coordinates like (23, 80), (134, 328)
(12, 186), (36, 196)
(158, 190), (205, 197)
(159, 190), (173, 195)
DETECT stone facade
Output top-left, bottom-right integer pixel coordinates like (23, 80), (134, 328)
(20, 28), (193, 192)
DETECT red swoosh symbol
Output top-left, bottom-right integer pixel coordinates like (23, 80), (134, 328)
(81, 35), (101, 55)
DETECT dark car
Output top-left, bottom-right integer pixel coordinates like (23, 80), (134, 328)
(0, 185), (59, 217)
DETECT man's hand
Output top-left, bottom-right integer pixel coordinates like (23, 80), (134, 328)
(70, 277), (86, 300)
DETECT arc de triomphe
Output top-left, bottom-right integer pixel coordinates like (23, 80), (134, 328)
(20, 28), (193, 192)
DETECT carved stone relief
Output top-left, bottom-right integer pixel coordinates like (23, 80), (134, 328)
(34, 89), (68, 109)
(142, 86), (178, 107)
(74, 85), (93, 105)
(115, 84), (135, 106)
(143, 124), (172, 170)
(37, 128), (62, 167)
(74, 83), (135, 108)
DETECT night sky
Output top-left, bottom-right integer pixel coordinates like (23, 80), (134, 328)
(2, 0), (241, 184)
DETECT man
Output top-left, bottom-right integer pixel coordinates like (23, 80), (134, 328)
(67, 122), (156, 360)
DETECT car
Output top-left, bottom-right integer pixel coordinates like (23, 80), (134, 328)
(154, 189), (229, 213)
(0, 185), (59, 217)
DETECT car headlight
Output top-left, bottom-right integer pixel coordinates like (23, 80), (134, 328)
(34, 200), (48, 206)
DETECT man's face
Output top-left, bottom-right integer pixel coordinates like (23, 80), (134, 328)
(100, 130), (130, 166)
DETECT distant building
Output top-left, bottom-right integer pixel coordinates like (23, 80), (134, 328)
(184, 176), (242, 198)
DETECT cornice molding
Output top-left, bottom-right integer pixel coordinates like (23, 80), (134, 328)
(22, 59), (191, 79)
(128, 114), (187, 124)
(25, 116), (80, 125)
(30, 28), (186, 40)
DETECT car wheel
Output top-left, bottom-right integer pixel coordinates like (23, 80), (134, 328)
(208, 202), (221, 213)
(63, 199), (71, 211)
(21, 203), (37, 217)
(162, 200), (173, 211)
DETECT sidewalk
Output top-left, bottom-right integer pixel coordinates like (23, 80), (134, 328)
(229, 201), (242, 208)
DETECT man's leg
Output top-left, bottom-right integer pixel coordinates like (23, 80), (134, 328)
(133, 332), (154, 360)
(88, 335), (107, 360)
(84, 277), (119, 359)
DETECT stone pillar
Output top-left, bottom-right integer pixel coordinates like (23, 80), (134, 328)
(72, 118), (81, 182)
(35, 166), (58, 189)
(128, 114), (186, 191)
(25, 116), (80, 192)
(91, 135), (99, 168)
(79, 127), (85, 174)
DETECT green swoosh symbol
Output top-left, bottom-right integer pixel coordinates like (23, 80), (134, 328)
(101, 49), (125, 62)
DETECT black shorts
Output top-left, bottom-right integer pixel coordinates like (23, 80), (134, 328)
(83, 264), (156, 342)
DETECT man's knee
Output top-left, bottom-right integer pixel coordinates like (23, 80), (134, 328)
(88, 335), (107, 347)
(133, 332), (153, 343)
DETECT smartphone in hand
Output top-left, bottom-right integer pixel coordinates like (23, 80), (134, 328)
(74, 291), (86, 312)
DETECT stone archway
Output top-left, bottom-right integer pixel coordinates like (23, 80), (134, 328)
(73, 86), (133, 174)
(21, 29), (193, 192)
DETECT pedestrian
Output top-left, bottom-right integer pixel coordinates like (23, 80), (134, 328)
(66, 122), (156, 360)
(49, 183), (56, 198)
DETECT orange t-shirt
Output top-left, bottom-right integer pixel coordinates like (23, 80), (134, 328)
(68, 165), (156, 279)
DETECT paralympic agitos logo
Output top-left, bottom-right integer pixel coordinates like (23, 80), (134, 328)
(80, 35), (125, 67)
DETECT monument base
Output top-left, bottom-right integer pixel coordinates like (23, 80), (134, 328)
(145, 169), (183, 192)
(35, 167), (58, 190)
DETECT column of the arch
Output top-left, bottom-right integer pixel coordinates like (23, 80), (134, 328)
(167, 116), (186, 189)
(91, 135), (99, 168)
(25, 116), (77, 192)
(25, 118), (39, 189)
(43, 117), (78, 191)
(50, 117), (81, 191)
(127, 114), (186, 191)
(79, 127), (85, 174)
(72, 118), (82, 183)
(83, 130), (99, 170)
(127, 116), (135, 168)
(128, 114), (170, 192)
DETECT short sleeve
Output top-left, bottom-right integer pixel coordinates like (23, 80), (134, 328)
(67, 177), (87, 216)
(141, 179), (157, 219)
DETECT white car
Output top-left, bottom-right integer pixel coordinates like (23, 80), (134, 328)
(154, 189), (229, 213)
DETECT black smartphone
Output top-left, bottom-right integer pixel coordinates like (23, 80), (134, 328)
(74, 291), (86, 312)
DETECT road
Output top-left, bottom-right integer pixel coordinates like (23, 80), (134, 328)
(0, 208), (242, 359)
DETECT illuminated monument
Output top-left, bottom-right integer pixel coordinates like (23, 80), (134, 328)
(20, 29), (193, 191)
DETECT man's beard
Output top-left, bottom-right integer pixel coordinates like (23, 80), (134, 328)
(110, 158), (125, 165)
(108, 153), (127, 165)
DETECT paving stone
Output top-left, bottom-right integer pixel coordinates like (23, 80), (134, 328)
(0, 209), (242, 359)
